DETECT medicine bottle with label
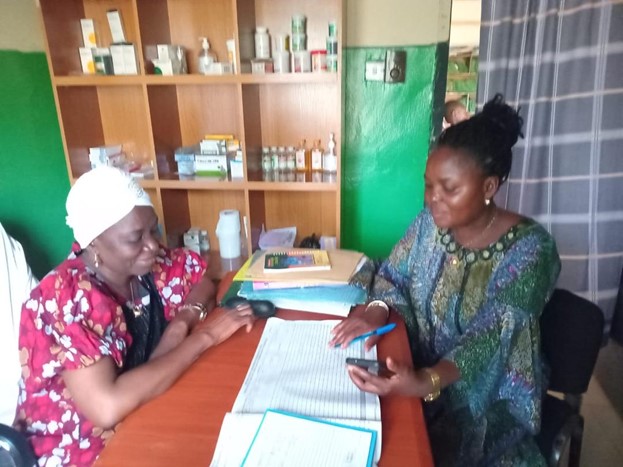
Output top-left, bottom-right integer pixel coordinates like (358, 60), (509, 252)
(295, 139), (309, 172)
(286, 146), (296, 171)
(270, 146), (279, 171)
(311, 139), (323, 172)
(278, 146), (287, 170)
(322, 132), (337, 173)
(255, 27), (270, 59)
(261, 147), (271, 171)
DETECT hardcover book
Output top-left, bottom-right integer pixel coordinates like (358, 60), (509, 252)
(263, 249), (331, 273)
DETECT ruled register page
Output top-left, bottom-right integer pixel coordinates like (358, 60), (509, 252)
(210, 318), (382, 466)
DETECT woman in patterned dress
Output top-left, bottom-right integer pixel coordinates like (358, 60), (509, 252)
(15, 167), (255, 466)
(331, 95), (561, 466)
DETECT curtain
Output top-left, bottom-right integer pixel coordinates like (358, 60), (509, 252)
(477, 0), (623, 326)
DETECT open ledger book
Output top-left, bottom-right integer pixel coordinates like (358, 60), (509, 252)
(210, 319), (382, 467)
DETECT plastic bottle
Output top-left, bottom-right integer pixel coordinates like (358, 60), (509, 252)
(322, 132), (337, 173)
(286, 146), (296, 171)
(198, 37), (217, 75)
(255, 27), (270, 59)
(261, 146), (271, 171)
(311, 139), (323, 172)
(278, 146), (287, 170)
(295, 139), (309, 172)
(270, 146), (279, 171)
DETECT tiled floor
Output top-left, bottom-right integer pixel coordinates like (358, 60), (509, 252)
(580, 341), (623, 466)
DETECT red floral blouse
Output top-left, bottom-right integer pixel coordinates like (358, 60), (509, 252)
(15, 244), (206, 466)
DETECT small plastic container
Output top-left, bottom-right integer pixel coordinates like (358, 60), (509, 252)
(251, 58), (273, 74)
(311, 50), (327, 72)
(272, 34), (290, 54)
(215, 210), (241, 259)
(291, 33), (307, 52)
(273, 51), (290, 73)
(291, 14), (306, 35)
(326, 36), (338, 55)
(292, 50), (311, 73)
(255, 26), (270, 59)
(327, 54), (338, 73)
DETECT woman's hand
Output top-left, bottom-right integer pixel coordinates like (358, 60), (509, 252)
(329, 305), (388, 351)
(150, 307), (199, 360)
(346, 357), (431, 397)
(193, 303), (255, 348)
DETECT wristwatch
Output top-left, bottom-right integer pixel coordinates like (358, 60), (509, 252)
(181, 302), (208, 322)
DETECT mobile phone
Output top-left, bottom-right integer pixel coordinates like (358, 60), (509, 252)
(345, 358), (389, 374)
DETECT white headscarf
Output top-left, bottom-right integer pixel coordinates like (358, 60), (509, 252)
(66, 167), (153, 248)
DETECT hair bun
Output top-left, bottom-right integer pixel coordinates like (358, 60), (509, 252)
(481, 94), (524, 150)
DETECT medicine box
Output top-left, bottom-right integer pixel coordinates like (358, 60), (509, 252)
(251, 58), (274, 74)
(229, 151), (244, 179)
(152, 58), (173, 75)
(174, 150), (195, 175)
(195, 154), (227, 176)
(106, 9), (127, 43)
(199, 139), (227, 155)
(110, 44), (138, 75)
(79, 47), (95, 74)
(80, 19), (97, 48)
(207, 62), (233, 75)
(89, 144), (122, 157)
(149, 44), (187, 74)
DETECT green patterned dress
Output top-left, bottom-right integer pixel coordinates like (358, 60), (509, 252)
(371, 209), (560, 466)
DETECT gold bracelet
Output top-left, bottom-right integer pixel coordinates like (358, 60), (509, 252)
(179, 302), (208, 321)
(422, 368), (441, 402)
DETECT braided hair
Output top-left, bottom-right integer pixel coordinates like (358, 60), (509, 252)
(437, 94), (524, 184)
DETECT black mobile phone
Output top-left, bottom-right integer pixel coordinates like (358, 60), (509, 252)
(345, 358), (389, 374)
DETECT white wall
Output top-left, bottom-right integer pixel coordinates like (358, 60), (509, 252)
(449, 0), (481, 48)
(0, 0), (43, 51)
(346, 0), (451, 47)
(1, 1), (454, 52)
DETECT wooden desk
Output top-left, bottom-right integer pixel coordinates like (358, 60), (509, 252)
(96, 276), (433, 467)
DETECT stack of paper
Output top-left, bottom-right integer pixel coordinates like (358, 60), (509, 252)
(210, 319), (382, 467)
(222, 248), (369, 316)
(244, 248), (365, 285)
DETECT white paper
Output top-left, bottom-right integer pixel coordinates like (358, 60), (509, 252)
(242, 410), (375, 467)
(232, 319), (380, 420)
(211, 413), (381, 467)
(211, 319), (383, 466)
(270, 298), (352, 317)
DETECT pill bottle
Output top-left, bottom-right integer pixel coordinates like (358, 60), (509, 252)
(255, 27), (270, 59)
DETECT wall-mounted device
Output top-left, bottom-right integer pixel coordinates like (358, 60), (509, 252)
(384, 50), (406, 83)
(364, 50), (406, 83)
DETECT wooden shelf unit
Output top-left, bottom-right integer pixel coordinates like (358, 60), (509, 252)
(38, 0), (343, 256)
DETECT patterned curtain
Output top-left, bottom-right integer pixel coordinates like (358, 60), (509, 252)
(478, 0), (623, 326)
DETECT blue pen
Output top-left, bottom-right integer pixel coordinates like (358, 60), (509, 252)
(336, 322), (397, 348)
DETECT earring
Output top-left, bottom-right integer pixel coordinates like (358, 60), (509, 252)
(485, 198), (491, 206)
(93, 251), (101, 268)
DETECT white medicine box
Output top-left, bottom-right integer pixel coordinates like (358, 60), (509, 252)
(110, 44), (138, 75)
(79, 47), (95, 74)
(80, 19), (97, 48)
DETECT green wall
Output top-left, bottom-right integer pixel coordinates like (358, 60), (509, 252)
(0, 50), (72, 278)
(341, 44), (448, 259)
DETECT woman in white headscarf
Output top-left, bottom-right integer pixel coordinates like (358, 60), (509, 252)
(15, 167), (255, 466)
